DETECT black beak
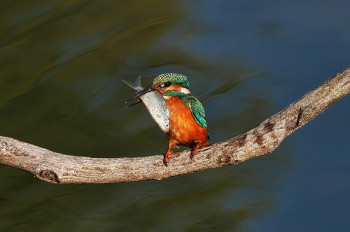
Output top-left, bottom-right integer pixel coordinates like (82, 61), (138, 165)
(125, 84), (157, 103)
(126, 99), (142, 108)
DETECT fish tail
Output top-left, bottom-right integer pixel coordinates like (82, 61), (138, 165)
(122, 75), (142, 90)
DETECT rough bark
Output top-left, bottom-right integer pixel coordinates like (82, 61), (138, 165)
(0, 67), (349, 184)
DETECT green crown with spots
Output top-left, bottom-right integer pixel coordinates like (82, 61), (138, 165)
(153, 73), (190, 89)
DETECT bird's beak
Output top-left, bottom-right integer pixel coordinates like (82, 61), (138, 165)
(126, 84), (158, 103)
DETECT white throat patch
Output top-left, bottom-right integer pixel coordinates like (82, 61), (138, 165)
(180, 87), (191, 95)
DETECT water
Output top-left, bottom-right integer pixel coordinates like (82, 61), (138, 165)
(0, 1), (349, 231)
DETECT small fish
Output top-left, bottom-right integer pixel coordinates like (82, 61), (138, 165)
(122, 76), (170, 133)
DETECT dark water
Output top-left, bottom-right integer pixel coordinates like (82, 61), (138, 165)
(0, 1), (349, 231)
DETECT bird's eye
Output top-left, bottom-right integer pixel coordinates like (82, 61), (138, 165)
(164, 82), (171, 87)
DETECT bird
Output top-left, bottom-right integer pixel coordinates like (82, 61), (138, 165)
(126, 73), (209, 166)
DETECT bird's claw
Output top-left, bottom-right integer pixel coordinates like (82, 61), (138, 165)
(163, 159), (168, 167)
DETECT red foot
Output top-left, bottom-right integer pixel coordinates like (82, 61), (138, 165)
(163, 150), (172, 167)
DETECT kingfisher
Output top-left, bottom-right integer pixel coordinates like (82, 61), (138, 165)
(126, 73), (209, 166)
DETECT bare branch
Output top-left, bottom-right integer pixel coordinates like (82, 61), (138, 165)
(0, 67), (349, 184)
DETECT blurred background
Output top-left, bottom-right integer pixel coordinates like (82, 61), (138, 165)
(0, 0), (349, 231)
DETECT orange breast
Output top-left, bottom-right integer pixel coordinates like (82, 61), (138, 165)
(165, 97), (208, 146)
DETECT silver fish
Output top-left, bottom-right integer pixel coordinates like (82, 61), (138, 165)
(122, 76), (170, 133)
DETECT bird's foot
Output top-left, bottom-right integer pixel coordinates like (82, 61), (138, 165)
(163, 148), (173, 167)
(163, 158), (168, 167)
(190, 152), (194, 160)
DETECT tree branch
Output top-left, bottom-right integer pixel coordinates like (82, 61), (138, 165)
(1, 67), (349, 184)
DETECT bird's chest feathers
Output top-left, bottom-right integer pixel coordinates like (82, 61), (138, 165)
(164, 96), (204, 142)
(165, 97), (191, 124)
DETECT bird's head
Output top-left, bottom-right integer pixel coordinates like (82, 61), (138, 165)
(152, 73), (190, 94)
(126, 73), (190, 102)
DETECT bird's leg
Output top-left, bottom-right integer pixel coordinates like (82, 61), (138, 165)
(190, 143), (201, 160)
(163, 139), (177, 167)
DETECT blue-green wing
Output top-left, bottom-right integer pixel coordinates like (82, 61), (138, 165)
(186, 96), (207, 128)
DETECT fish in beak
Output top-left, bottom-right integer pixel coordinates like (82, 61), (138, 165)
(125, 84), (158, 103)
(122, 76), (170, 133)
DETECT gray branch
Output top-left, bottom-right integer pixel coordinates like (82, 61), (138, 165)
(0, 67), (349, 184)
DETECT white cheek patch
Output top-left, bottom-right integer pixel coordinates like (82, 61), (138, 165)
(180, 87), (191, 95)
